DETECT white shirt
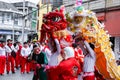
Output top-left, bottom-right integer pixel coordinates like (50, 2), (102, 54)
(0, 47), (6, 56)
(43, 47), (52, 62)
(48, 51), (59, 66)
(40, 45), (44, 51)
(48, 39), (61, 66)
(83, 41), (96, 72)
(14, 45), (19, 52)
(29, 44), (33, 51)
(21, 47), (31, 57)
(5, 45), (17, 53)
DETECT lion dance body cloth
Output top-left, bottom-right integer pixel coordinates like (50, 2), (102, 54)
(39, 5), (120, 80)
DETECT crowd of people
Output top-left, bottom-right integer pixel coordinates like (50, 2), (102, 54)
(0, 36), (105, 80)
(0, 39), (34, 75)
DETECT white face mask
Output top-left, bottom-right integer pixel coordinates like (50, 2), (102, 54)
(64, 47), (75, 60)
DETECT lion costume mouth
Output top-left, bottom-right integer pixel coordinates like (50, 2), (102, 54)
(41, 10), (67, 32)
(40, 6), (68, 42)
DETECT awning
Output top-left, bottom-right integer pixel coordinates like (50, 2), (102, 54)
(0, 30), (13, 34)
(96, 11), (120, 37)
(105, 11), (120, 37)
(0, 30), (21, 35)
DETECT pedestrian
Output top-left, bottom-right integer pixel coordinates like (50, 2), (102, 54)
(47, 36), (61, 80)
(72, 43), (84, 80)
(48, 37), (61, 66)
(20, 42), (31, 74)
(5, 39), (17, 74)
(41, 42), (51, 62)
(47, 47), (81, 80)
(27, 40), (34, 71)
(14, 42), (20, 69)
(0, 39), (6, 75)
(27, 40), (33, 51)
(17, 42), (22, 68)
(72, 43), (84, 67)
(32, 45), (48, 80)
(83, 41), (96, 80)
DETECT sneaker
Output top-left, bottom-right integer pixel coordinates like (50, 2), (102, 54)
(16, 67), (19, 70)
(0, 73), (3, 75)
(27, 72), (30, 74)
(7, 71), (9, 74)
(12, 71), (15, 74)
(21, 72), (24, 74)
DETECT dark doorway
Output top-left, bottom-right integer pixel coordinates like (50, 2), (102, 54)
(110, 37), (115, 51)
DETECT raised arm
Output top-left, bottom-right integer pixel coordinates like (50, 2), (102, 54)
(84, 41), (95, 58)
(54, 38), (61, 55)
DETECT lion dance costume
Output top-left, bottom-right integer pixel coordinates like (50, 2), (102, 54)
(40, 5), (120, 80)
(66, 6), (120, 79)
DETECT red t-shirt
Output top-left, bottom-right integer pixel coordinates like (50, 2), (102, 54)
(48, 57), (81, 80)
(0, 43), (2, 47)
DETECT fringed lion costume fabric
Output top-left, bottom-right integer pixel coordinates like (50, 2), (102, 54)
(40, 6), (70, 41)
(66, 6), (120, 80)
(40, 5), (120, 80)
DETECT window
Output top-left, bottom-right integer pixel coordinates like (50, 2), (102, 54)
(0, 12), (2, 23)
(2, 13), (4, 23)
(14, 14), (18, 25)
(14, 18), (18, 25)
(7, 13), (11, 22)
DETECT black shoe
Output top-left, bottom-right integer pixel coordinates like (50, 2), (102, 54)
(27, 72), (29, 74)
(12, 71), (15, 74)
(21, 72), (24, 74)
(16, 67), (19, 70)
(0, 74), (4, 76)
(7, 71), (9, 74)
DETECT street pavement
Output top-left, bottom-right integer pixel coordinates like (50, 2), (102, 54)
(0, 69), (33, 80)
(0, 68), (83, 80)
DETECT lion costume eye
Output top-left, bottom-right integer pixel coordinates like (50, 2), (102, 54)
(43, 18), (47, 23)
(52, 16), (61, 22)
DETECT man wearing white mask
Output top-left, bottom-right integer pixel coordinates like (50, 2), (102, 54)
(47, 47), (81, 80)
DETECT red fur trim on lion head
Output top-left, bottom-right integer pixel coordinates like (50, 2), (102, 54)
(41, 7), (67, 32)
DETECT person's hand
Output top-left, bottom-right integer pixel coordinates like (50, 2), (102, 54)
(33, 61), (37, 64)
(44, 65), (50, 72)
(36, 64), (41, 69)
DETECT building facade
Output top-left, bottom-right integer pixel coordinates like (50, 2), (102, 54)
(0, 1), (23, 42)
(63, 0), (76, 13)
(13, 1), (38, 41)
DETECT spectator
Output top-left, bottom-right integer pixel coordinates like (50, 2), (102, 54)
(32, 45), (48, 80)
(21, 42), (31, 74)
(5, 39), (17, 74)
(0, 39), (6, 75)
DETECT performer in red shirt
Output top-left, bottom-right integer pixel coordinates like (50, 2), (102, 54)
(0, 39), (6, 75)
(48, 47), (81, 80)
(72, 43), (84, 68)
(5, 39), (17, 74)
(20, 42), (31, 73)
